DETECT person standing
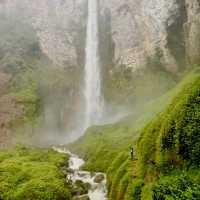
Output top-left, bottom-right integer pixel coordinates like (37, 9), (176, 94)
(130, 147), (135, 160)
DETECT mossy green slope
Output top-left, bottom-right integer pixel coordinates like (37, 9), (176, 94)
(133, 68), (200, 200)
(0, 146), (71, 200)
(69, 67), (200, 200)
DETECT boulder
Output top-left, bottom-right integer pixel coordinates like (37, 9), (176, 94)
(73, 195), (90, 200)
(94, 174), (105, 183)
(71, 180), (91, 196)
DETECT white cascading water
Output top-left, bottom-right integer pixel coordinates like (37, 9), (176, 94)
(54, 147), (107, 200)
(84, 0), (103, 128)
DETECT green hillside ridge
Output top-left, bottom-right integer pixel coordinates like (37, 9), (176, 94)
(69, 66), (200, 200)
(134, 68), (200, 200)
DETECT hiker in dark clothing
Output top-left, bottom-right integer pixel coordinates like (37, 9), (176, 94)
(130, 147), (134, 160)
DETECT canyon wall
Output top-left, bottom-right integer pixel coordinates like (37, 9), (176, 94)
(1, 0), (199, 71)
(100, 0), (200, 72)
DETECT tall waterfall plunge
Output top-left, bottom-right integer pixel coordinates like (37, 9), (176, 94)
(84, 0), (103, 128)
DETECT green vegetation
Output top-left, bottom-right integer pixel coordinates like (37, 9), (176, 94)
(69, 67), (200, 199)
(132, 67), (200, 199)
(152, 171), (200, 200)
(10, 69), (40, 124)
(0, 145), (72, 200)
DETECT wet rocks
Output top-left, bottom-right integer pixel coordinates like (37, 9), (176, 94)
(73, 194), (90, 200)
(72, 180), (91, 196)
(55, 148), (107, 200)
(61, 166), (74, 175)
(94, 173), (105, 183)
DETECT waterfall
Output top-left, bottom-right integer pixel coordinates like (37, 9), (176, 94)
(84, 0), (102, 128)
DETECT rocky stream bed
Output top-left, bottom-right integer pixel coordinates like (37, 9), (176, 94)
(53, 147), (107, 200)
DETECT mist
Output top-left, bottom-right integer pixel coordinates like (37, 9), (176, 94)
(0, 0), (195, 147)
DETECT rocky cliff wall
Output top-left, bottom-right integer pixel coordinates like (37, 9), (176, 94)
(0, 0), (87, 68)
(1, 0), (199, 72)
(100, 0), (200, 72)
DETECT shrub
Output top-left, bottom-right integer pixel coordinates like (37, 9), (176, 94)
(152, 172), (200, 200)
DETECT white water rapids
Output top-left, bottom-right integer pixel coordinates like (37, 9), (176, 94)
(54, 147), (107, 200)
(84, 0), (103, 128)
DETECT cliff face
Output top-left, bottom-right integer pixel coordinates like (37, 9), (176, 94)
(100, 0), (178, 71)
(29, 0), (87, 67)
(185, 0), (200, 64)
(1, 0), (199, 72)
(0, 0), (87, 68)
(100, 0), (200, 72)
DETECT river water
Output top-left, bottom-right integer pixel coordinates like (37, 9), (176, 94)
(53, 147), (107, 200)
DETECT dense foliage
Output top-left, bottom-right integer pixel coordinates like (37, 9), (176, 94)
(152, 171), (200, 200)
(129, 68), (200, 200)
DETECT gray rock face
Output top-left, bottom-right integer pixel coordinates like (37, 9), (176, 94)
(100, 0), (178, 71)
(99, 0), (199, 72)
(185, 0), (200, 64)
(0, 0), (87, 67)
(29, 0), (87, 67)
(1, 0), (199, 71)
(94, 173), (105, 183)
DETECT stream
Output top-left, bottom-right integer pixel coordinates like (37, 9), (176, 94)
(53, 147), (107, 200)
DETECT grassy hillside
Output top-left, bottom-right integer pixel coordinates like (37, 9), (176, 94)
(0, 146), (71, 200)
(133, 67), (200, 200)
(69, 66), (200, 199)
